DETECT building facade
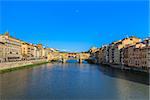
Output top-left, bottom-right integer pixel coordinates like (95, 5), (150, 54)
(0, 32), (59, 63)
(21, 42), (35, 60)
(42, 48), (52, 59)
(123, 42), (150, 68)
(93, 36), (146, 68)
(112, 36), (141, 65)
(103, 46), (109, 64)
(0, 32), (22, 62)
(0, 36), (6, 62)
(36, 44), (43, 59)
(108, 42), (116, 64)
(89, 47), (99, 63)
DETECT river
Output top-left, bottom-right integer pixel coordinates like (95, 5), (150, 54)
(0, 60), (149, 100)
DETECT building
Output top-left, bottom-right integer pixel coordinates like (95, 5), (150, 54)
(123, 42), (150, 68)
(42, 48), (53, 59)
(0, 32), (59, 62)
(103, 45), (109, 64)
(89, 47), (99, 63)
(95, 36), (141, 65)
(108, 42), (118, 64)
(142, 46), (150, 69)
(0, 35), (6, 62)
(95, 49), (100, 64)
(98, 47), (104, 64)
(36, 44), (43, 59)
(112, 36), (141, 65)
(88, 36), (149, 70)
(33, 45), (39, 59)
(89, 45), (109, 64)
(21, 42), (35, 60)
(0, 32), (22, 62)
(89, 47), (99, 57)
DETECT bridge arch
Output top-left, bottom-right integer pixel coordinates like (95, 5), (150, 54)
(47, 52), (90, 63)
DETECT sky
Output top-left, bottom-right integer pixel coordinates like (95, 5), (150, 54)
(0, 0), (149, 52)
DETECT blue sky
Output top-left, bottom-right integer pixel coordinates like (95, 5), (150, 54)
(0, 0), (149, 52)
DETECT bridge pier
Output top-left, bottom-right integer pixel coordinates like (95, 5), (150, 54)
(62, 58), (66, 63)
(79, 58), (82, 63)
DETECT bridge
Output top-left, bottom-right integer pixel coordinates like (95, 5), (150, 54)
(47, 52), (90, 63)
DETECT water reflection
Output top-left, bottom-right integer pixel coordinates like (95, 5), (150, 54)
(0, 61), (149, 100)
(98, 64), (149, 85)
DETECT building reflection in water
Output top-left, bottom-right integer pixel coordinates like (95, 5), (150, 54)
(0, 62), (149, 100)
(97, 65), (149, 85)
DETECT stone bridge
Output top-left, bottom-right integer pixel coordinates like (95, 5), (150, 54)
(47, 52), (90, 63)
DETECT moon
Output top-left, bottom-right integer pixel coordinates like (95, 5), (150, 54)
(75, 9), (79, 13)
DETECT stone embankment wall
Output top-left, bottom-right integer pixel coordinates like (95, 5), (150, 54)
(0, 59), (48, 71)
(103, 63), (149, 73)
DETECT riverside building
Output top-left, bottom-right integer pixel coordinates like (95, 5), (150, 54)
(0, 32), (22, 62)
(0, 36), (6, 62)
(0, 32), (58, 63)
(36, 44), (43, 59)
(21, 42), (35, 60)
(123, 39), (150, 68)
(110, 36), (141, 65)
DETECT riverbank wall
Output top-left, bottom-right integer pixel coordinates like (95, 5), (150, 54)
(0, 59), (48, 73)
(87, 59), (149, 73)
(100, 63), (150, 74)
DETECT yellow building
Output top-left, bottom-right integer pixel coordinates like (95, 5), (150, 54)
(42, 48), (51, 59)
(89, 47), (98, 57)
(0, 37), (6, 62)
(89, 47), (98, 53)
(0, 32), (22, 62)
(42, 48), (46, 58)
(21, 42), (35, 60)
